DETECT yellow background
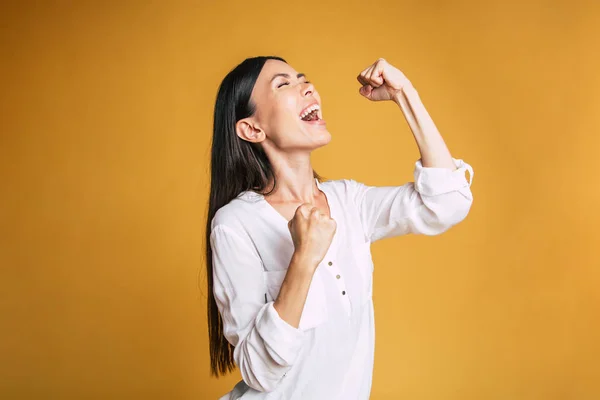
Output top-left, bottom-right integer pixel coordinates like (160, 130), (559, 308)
(2, 1), (599, 399)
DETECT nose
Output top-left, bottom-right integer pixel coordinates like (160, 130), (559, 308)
(302, 81), (315, 97)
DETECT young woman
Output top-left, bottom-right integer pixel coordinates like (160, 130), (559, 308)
(206, 56), (474, 399)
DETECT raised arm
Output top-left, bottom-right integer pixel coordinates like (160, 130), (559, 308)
(354, 58), (474, 242)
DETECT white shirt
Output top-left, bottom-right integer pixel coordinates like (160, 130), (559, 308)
(211, 157), (474, 400)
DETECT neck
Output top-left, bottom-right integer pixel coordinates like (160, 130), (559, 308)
(263, 157), (319, 204)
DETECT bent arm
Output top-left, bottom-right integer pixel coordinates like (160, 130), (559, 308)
(350, 80), (474, 242)
(211, 225), (315, 392)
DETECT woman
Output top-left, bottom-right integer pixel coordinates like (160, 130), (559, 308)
(206, 56), (474, 399)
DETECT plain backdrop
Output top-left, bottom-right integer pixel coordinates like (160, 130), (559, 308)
(1, 1), (599, 399)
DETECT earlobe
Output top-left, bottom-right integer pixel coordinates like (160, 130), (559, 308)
(236, 119), (264, 143)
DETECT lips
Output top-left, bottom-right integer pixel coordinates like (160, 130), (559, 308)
(303, 118), (326, 126)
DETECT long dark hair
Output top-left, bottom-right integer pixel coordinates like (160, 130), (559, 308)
(206, 56), (324, 376)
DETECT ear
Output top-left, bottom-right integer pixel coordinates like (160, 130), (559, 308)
(236, 118), (265, 143)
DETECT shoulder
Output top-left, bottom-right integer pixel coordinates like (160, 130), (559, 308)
(211, 191), (262, 232)
(210, 197), (260, 254)
(319, 178), (371, 205)
(319, 177), (358, 193)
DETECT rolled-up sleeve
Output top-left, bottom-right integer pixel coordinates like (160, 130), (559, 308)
(210, 224), (305, 392)
(351, 157), (474, 241)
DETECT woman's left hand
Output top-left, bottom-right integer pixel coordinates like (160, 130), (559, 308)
(357, 58), (412, 102)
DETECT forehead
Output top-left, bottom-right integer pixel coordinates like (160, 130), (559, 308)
(256, 59), (298, 85)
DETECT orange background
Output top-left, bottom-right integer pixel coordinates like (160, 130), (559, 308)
(2, 1), (599, 399)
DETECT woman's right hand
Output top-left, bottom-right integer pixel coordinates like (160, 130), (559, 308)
(287, 203), (337, 270)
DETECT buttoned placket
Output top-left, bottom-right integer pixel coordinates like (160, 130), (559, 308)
(316, 179), (352, 316)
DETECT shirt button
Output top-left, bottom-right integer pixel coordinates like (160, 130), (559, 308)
(342, 290), (346, 295)
(328, 261), (333, 266)
(336, 274), (341, 279)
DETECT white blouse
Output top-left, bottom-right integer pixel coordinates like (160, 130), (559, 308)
(212, 157), (474, 400)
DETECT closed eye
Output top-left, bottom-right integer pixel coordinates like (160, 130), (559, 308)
(277, 80), (311, 89)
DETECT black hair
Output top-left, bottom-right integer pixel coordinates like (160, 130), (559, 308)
(206, 56), (323, 376)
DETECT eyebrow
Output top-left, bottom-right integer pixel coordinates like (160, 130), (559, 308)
(270, 72), (306, 83)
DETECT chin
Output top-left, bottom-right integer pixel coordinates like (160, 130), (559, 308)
(311, 129), (332, 148)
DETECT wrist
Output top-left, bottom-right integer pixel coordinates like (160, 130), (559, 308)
(291, 250), (320, 273)
(391, 81), (415, 104)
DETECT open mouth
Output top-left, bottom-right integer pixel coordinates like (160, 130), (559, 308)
(299, 104), (322, 122)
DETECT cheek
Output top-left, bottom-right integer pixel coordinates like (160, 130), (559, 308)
(260, 95), (296, 128)
(274, 92), (298, 122)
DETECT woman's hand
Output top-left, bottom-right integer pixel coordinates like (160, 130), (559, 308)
(357, 57), (412, 102)
(274, 204), (336, 328)
(288, 203), (337, 269)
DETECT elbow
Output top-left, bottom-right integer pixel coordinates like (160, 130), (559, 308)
(432, 198), (473, 232)
(236, 341), (290, 393)
(248, 379), (280, 393)
(239, 363), (287, 393)
(231, 302), (304, 392)
(241, 371), (275, 393)
(419, 196), (472, 235)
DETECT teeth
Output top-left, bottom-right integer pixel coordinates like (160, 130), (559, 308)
(299, 104), (320, 119)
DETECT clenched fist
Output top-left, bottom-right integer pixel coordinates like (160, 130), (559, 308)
(357, 57), (412, 102)
(288, 203), (337, 270)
